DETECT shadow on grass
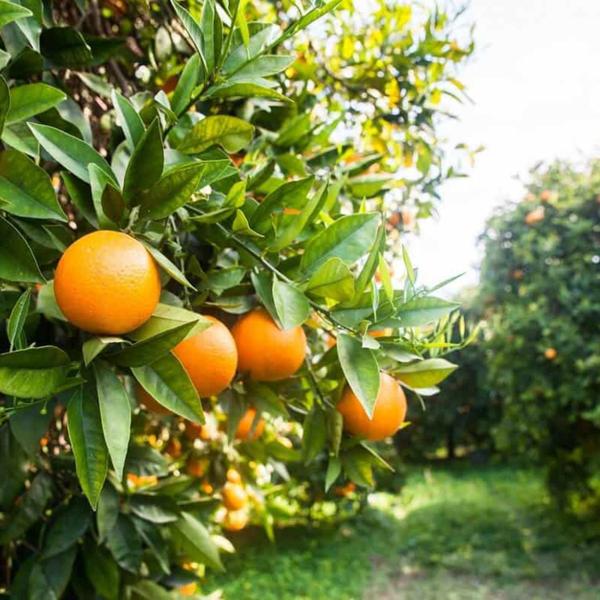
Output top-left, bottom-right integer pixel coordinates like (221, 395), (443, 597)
(205, 466), (600, 600)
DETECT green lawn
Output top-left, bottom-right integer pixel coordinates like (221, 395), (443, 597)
(205, 465), (600, 599)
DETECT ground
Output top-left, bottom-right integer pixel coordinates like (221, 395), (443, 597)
(205, 465), (600, 599)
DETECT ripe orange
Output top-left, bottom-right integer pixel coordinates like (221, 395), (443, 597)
(235, 408), (265, 441)
(525, 207), (545, 225)
(232, 308), (306, 381)
(337, 373), (407, 441)
(186, 457), (209, 478)
(166, 437), (182, 459)
(223, 509), (249, 532)
(178, 582), (197, 596)
(544, 347), (558, 360)
(223, 482), (248, 510)
(226, 468), (242, 484)
(540, 189), (554, 202)
(173, 315), (238, 397)
(136, 384), (172, 415)
(54, 230), (161, 335)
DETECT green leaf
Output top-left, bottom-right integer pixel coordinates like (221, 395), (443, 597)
(305, 257), (355, 303)
(62, 171), (97, 226)
(40, 27), (92, 68)
(302, 407), (327, 464)
(143, 243), (194, 289)
(250, 176), (314, 235)
(112, 89), (145, 151)
(0, 0), (32, 28)
(127, 303), (206, 342)
(0, 149), (66, 221)
(7, 288), (31, 350)
(397, 296), (459, 327)
(138, 161), (206, 220)
(88, 163), (120, 228)
(123, 118), (163, 203)
(402, 245), (415, 285)
(336, 333), (380, 419)
(129, 493), (179, 524)
(230, 55), (295, 80)
(325, 456), (341, 492)
(111, 320), (197, 367)
(0, 472), (53, 543)
(342, 446), (374, 487)
(29, 547), (77, 600)
(132, 353), (203, 423)
(129, 580), (172, 600)
(9, 399), (52, 455)
(277, 0), (343, 44)
(6, 83), (66, 124)
(106, 514), (142, 572)
(0, 75), (9, 136)
(394, 358), (458, 388)
(29, 123), (115, 184)
(82, 336), (123, 366)
(378, 255), (394, 303)
(170, 0), (207, 70)
(94, 361), (131, 480)
(172, 54), (203, 114)
(272, 277), (310, 330)
(171, 512), (223, 571)
(178, 115), (254, 154)
(82, 539), (120, 600)
(350, 224), (385, 304)
(67, 384), (109, 509)
(200, 0), (218, 73)
(97, 484), (119, 542)
(223, 24), (279, 73)
(232, 208), (262, 237)
(0, 216), (44, 283)
(43, 496), (91, 558)
(204, 81), (292, 103)
(0, 346), (69, 399)
(300, 213), (380, 274)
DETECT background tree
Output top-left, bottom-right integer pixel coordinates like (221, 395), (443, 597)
(479, 160), (600, 514)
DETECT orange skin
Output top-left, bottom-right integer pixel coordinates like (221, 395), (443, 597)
(337, 373), (407, 441)
(161, 75), (178, 93)
(223, 482), (248, 510)
(200, 479), (214, 495)
(232, 308), (306, 381)
(512, 269), (525, 281)
(223, 509), (249, 532)
(178, 582), (197, 596)
(186, 457), (209, 478)
(334, 482), (356, 497)
(525, 207), (545, 225)
(544, 347), (558, 360)
(173, 315), (238, 397)
(127, 473), (158, 487)
(54, 231), (161, 335)
(236, 408), (265, 441)
(136, 384), (172, 415)
(226, 468), (242, 484)
(539, 189), (553, 202)
(166, 437), (182, 459)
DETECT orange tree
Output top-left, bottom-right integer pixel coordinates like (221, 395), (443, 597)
(0, 0), (473, 596)
(480, 160), (600, 515)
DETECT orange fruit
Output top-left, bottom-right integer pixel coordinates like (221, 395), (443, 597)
(337, 373), (407, 441)
(540, 189), (554, 202)
(235, 408), (265, 441)
(223, 482), (248, 510)
(136, 384), (172, 415)
(525, 207), (545, 225)
(226, 468), (242, 484)
(544, 347), (558, 360)
(232, 308), (306, 381)
(334, 482), (356, 497)
(200, 479), (214, 495)
(173, 316), (238, 397)
(178, 582), (197, 596)
(186, 457), (209, 478)
(223, 509), (249, 532)
(166, 437), (182, 459)
(54, 231), (161, 334)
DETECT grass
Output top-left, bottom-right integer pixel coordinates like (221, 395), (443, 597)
(204, 465), (600, 599)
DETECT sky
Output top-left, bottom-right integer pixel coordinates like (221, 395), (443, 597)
(408, 0), (600, 294)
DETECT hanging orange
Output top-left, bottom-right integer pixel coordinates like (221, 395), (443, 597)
(337, 372), (407, 441)
(235, 408), (265, 441)
(173, 315), (238, 397)
(231, 308), (306, 381)
(54, 230), (161, 335)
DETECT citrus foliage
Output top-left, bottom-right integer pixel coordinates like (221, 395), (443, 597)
(480, 160), (600, 513)
(0, 0), (473, 595)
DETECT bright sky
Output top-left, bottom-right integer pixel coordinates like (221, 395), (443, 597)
(408, 0), (600, 294)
